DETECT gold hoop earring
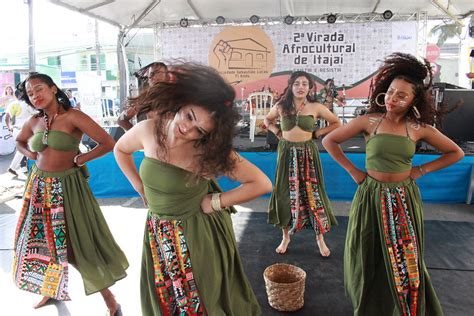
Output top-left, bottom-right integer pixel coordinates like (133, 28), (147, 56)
(412, 105), (421, 119)
(375, 93), (386, 107)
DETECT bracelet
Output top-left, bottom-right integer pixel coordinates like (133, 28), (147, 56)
(418, 165), (425, 176)
(210, 193), (222, 211)
(73, 154), (85, 167)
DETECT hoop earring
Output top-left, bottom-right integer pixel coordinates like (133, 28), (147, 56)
(412, 105), (421, 119)
(375, 93), (386, 107)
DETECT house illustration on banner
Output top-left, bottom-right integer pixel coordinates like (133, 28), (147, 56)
(213, 38), (270, 69)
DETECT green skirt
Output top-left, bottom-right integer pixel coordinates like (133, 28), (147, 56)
(345, 176), (443, 315)
(13, 165), (129, 299)
(268, 139), (337, 234)
(141, 209), (261, 316)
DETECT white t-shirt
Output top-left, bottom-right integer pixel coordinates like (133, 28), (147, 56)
(6, 100), (36, 128)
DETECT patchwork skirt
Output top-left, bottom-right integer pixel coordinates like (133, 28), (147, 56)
(268, 139), (337, 235)
(140, 210), (261, 316)
(344, 176), (443, 316)
(13, 165), (129, 300)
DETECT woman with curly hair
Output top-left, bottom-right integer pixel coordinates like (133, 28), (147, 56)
(12, 73), (128, 315)
(114, 63), (272, 315)
(264, 71), (340, 256)
(323, 53), (464, 315)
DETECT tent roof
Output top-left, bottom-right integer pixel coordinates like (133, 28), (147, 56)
(51, 0), (474, 29)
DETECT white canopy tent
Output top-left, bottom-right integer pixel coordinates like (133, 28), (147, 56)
(50, 0), (473, 29)
(47, 0), (474, 103)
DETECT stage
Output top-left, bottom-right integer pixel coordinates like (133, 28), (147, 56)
(84, 133), (474, 204)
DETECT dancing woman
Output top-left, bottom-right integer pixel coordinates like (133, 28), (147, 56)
(13, 73), (128, 315)
(114, 63), (272, 315)
(323, 53), (463, 315)
(264, 71), (341, 256)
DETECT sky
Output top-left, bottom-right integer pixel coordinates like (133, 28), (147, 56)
(0, 0), (119, 58)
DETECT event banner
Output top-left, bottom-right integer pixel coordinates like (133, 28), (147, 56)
(161, 21), (417, 87)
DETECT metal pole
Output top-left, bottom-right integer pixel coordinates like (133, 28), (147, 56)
(95, 20), (101, 76)
(27, 0), (36, 71)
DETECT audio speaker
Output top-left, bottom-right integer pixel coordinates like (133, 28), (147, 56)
(440, 89), (474, 143)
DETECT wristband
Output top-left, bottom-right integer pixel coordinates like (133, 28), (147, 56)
(418, 165), (425, 176)
(73, 154), (85, 167)
(210, 193), (222, 211)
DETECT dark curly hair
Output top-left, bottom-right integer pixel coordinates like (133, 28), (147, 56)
(277, 71), (317, 116)
(129, 63), (239, 177)
(16, 72), (71, 117)
(133, 61), (168, 81)
(367, 52), (437, 125)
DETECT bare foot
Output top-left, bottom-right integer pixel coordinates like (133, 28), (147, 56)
(33, 296), (51, 309)
(107, 303), (121, 316)
(316, 235), (330, 257)
(101, 288), (121, 316)
(275, 237), (290, 254)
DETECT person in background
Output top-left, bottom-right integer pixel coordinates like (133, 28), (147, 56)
(5, 89), (36, 176)
(264, 71), (341, 256)
(317, 78), (344, 112)
(1, 85), (16, 117)
(65, 89), (81, 110)
(114, 63), (271, 315)
(117, 62), (168, 131)
(322, 53), (464, 315)
(13, 72), (128, 315)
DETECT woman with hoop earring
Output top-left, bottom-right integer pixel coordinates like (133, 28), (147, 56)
(323, 53), (463, 315)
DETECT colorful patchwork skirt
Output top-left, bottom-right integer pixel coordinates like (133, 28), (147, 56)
(140, 210), (261, 316)
(268, 139), (337, 235)
(344, 176), (444, 316)
(12, 165), (129, 300)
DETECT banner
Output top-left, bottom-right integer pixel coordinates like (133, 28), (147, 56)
(161, 21), (417, 87)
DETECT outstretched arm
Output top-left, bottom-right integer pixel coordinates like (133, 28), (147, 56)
(201, 153), (272, 213)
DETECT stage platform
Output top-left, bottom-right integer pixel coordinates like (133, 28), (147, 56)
(1, 196), (472, 315)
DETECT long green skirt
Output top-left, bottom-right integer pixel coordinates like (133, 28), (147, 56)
(268, 139), (337, 234)
(13, 165), (129, 300)
(345, 176), (443, 316)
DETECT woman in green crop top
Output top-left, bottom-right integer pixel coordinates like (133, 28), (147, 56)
(264, 71), (341, 257)
(323, 53), (464, 315)
(13, 73), (128, 315)
(114, 63), (272, 315)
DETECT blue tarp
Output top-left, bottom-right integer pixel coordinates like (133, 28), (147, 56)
(87, 151), (474, 204)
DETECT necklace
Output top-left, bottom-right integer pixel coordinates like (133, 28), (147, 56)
(42, 111), (59, 145)
(293, 99), (307, 124)
(293, 99), (307, 115)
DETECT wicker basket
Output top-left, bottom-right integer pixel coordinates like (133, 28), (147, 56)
(263, 263), (307, 312)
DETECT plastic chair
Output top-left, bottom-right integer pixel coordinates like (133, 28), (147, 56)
(248, 92), (274, 142)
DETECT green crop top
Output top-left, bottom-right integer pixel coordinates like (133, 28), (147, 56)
(365, 116), (416, 173)
(29, 130), (81, 152)
(280, 115), (315, 132)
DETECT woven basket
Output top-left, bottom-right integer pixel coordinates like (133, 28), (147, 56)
(263, 263), (307, 312)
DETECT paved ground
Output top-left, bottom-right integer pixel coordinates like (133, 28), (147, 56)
(1, 152), (473, 315)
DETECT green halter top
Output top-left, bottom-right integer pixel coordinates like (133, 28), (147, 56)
(365, 116), (416, 173)
(29, 130), (81, 152)
(280, 115), (315, 132)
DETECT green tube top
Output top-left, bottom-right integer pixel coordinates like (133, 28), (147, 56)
(140, 157), (229, 220)
(280, 115), (315, 132)
(365, 134), (416, 173)
(29, 130), (81, 152)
